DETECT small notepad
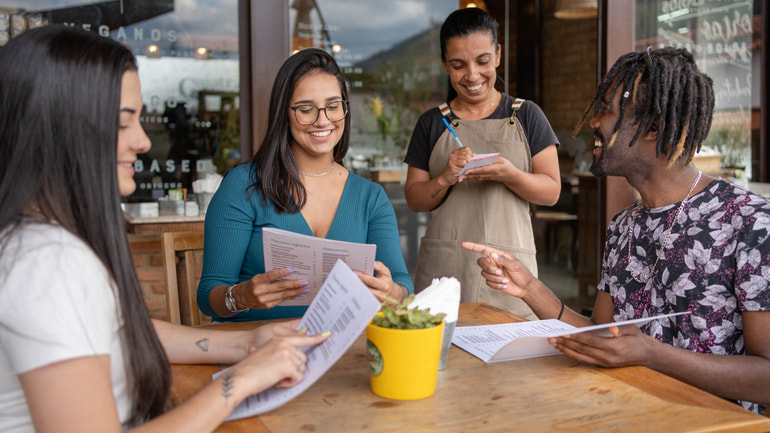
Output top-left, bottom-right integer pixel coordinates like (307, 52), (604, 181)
(457, 153), (499, 176)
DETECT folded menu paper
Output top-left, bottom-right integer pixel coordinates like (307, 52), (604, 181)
(408, 277), (461, 323)
(215, 259), (382, 420)
(452, 311), (689, 363)
(262, 227), (376, 306)
(457, 152), (499, 177)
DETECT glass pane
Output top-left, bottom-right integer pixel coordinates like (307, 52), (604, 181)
(634, 0), (757, 181)
(0, 0), (239, 201)
(288, 0), (458, 177)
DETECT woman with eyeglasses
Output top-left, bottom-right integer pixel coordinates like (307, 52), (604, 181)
(198, 48), (413, 322)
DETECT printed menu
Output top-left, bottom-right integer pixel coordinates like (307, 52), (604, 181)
(262, 227), (376, 306)
(452, 312), (689, 363)
(216, 259), (381, 420)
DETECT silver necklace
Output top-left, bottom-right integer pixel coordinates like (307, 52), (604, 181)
(627, 170), (702, 284)
(298, 162), (334, 177)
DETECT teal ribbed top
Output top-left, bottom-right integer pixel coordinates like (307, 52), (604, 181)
(197, 164), (414, 321)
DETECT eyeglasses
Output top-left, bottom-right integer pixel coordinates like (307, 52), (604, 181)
(290, 100), (349, 125)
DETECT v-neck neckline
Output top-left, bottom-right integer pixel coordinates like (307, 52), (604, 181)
(296, 171), (352, 239)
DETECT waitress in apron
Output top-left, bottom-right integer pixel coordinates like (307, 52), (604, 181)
(403, 8), (561, 319)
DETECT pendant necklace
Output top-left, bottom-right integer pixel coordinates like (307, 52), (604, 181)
(299, 161), (335, 177)
(627, 170), (702, 284)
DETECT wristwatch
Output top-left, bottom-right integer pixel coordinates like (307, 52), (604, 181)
(224, 284), (248, 313)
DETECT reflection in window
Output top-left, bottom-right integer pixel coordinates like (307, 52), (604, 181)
(289, 0), (458, 177)
(0, 0), (239, 201)
(635, 0), (758, 181)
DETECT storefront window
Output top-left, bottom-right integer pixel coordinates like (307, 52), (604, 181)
(0, 0), (239, 201)
(635, 0), (760, 180)
(288, 0), (458, 177)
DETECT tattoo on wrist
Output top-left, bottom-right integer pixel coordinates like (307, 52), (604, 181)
(195, 338), (210, 352)
(221, 370), (235, 405)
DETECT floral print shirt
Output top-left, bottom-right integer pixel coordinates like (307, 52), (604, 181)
(598, 179), (770, 413)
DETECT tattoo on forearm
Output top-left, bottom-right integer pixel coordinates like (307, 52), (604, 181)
(195, 338), (210, 352)
(221, 370), (235, 405)
(430, 186), (444, 199)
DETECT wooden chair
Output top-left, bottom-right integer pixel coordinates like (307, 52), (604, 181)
(161, 231), (205, 326)
(534, 209), (578, 270)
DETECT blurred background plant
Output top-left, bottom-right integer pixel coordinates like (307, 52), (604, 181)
(702, 125), (750, 169)
(366, 96), (411, 169)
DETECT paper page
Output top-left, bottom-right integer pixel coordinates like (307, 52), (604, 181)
(453, 311), (690, 363)
(452, 319), (575, 362)
(543, 311), (690, 338)
(262, 227), (376, 306)
(216, 259), (381, 420)
(457, 152), (499, 176)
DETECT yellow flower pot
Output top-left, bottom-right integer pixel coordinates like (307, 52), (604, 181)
(366, 318), (444, 400)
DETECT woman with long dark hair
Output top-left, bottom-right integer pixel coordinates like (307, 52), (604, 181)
(0, 25), (327, 432)
(198, 48), (413, 322)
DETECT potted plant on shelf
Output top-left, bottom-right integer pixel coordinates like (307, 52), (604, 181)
(366, 295), (446, 401)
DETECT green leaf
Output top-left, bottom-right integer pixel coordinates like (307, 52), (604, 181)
(370, 294), (445, 329)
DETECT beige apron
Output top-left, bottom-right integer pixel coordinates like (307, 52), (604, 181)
(414, 99), (538, 320)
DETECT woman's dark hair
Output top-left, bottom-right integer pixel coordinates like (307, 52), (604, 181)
(573, 47), (715, 166)
(249, 48), (350, 213)
(440, 7), (501, 102)
(0, 25), (170, 426)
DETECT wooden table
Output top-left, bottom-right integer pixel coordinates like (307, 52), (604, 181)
(170, 302), (770, 433)
(125, 214), (205, 236)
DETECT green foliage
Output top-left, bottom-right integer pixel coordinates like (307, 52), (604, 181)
(371, 294), (446, 329)
(702, 126), (750, 169)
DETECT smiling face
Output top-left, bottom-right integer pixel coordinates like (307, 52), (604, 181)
(588, 87), (650, 178)
(117, 70), (151, 196)
(443, 30), (500, 106)
(288, 70), (345, 161)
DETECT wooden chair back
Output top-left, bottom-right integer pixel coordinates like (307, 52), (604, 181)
(161, 231), (205, 326)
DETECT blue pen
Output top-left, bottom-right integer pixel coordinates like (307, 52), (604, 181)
(442, 117), (463, 148)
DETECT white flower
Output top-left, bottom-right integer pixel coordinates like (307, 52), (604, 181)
(709, 319), (736, 344)
(709, 345), (727, 355)
(672, 331), (691, 349)
(751, 210), (770, 234)
(739, 274), (768, 300)
(670, 273), (696, 299)
(709, 222), (734, 247)
(691, 314), (708, 330)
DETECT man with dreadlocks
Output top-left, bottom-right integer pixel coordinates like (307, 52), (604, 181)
(462, 47), (770, 414)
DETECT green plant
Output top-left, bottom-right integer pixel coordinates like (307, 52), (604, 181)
(702, 126), (750, 169)
(371, 294), (446, 329)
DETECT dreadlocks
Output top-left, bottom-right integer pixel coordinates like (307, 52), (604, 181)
(573, 47), (715, 167)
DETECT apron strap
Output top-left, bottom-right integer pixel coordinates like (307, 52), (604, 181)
(510, 98), (525, 125)
(438, 102), (459, 127)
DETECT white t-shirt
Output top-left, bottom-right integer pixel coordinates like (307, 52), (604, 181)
(0, 222), (131, 432)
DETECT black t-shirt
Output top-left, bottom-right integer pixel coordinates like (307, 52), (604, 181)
(403, 93), (559, 172)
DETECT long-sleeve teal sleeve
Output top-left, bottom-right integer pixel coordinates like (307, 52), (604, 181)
(197, 164), (414, 321)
